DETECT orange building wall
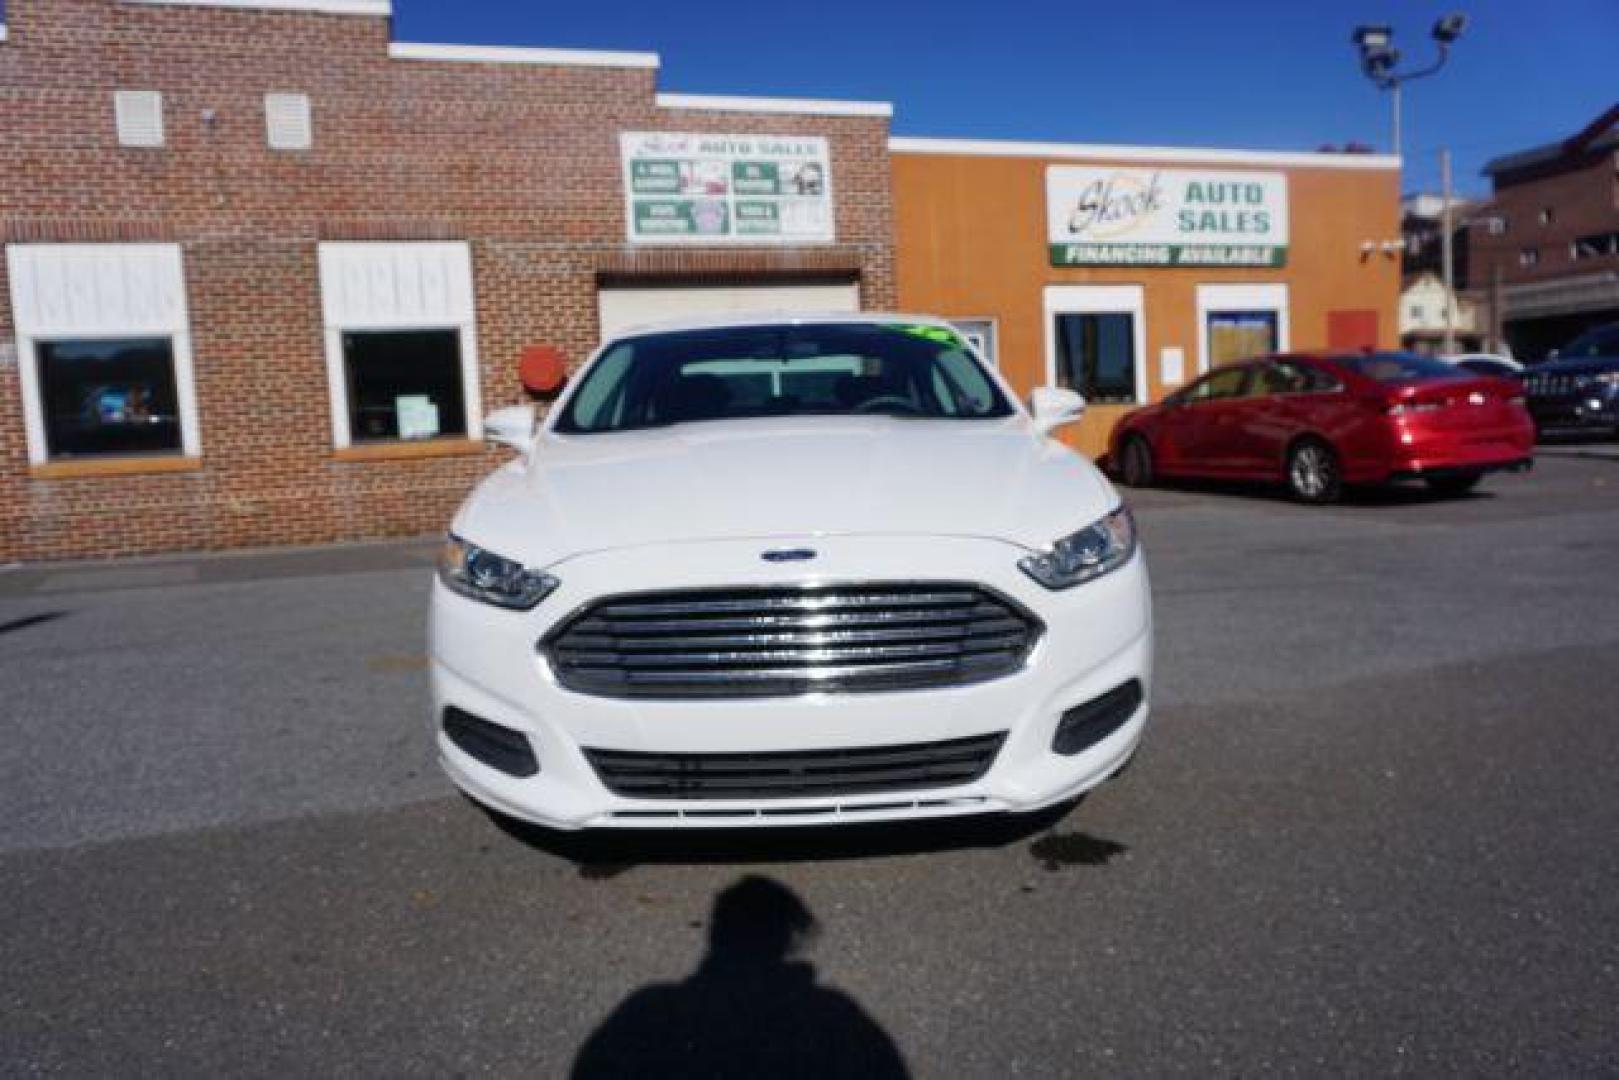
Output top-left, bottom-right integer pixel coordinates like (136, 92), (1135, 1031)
(892, 152), (1402, 457)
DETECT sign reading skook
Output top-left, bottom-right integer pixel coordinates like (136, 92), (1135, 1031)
(622, 132), (834, 246)
(1047, 166), (1288, 267)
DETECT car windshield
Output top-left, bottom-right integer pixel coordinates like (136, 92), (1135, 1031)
(555, 322), (1014, 433)
(1559, 324), (1619, 360)
(1337, 352), (1466, 383)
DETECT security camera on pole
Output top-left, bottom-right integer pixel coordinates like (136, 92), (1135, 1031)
(1352, 13), (1468, 353)
(1351, 14), (1467, 159)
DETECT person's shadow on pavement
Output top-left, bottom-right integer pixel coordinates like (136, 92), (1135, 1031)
(571, 875), (910, 1079)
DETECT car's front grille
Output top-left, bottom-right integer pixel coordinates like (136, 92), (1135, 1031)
(1528, 374), (1595, 398)
(584, 732), (1008, 800)
(541, 583), (1042, 699)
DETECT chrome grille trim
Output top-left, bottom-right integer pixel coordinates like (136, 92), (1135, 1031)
(542, 582), (1043, 699)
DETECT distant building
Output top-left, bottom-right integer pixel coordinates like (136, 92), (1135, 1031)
(1471, 104), (1619, 360)
(1400, 194), (1478, 353)
(1401, 272), (1482, 354)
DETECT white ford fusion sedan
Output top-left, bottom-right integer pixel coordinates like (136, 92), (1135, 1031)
(430, 314), (1152, 829)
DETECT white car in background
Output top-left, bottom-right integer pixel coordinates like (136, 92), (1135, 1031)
(430, 314), (1152, 830)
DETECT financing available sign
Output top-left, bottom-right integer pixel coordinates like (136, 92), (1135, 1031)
(621, 132), (834, 246)
(1047, 166), (1288, 267)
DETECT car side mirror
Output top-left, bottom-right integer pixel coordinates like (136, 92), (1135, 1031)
(1029, 386), (1086, 434)
(484, 404), (536, 454)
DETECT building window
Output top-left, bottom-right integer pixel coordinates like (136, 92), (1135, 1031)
(1206, 310), (1279, 366)
(1519, 248), (1540, 267)
(1538, 207), (1555, 226)
(1484, 216), (1507, 236)
(37, 339), (182, 458)
(1044, 285), (1145, 405)
(317, 241), (482, 448)
(1054, 313), (1137, 404)
(114, 90), (165, 148)
(5, 243), (201, 467)
(1195, 283), (1289, 374)
(265, 93), (313, 151)
(1572, 230), (1619, 261)
(949, 318), (998, 366)
(342, 330), (468, 442)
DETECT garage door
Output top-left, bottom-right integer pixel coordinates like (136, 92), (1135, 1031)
(597, 282), (860, 341)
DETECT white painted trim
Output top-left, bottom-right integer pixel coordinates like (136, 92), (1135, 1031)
(1195, 283), (1291, 375)
(891, 136), (1401, 171)
(947, 316), (1000, 368)
(1042, 285), (1149, 406)
(655, 93), (892, 118)
(120, 0), (390, 15)
(5, 243), (202, 466)
(316, 242), (483, 448)
(389, 42), (660, 69)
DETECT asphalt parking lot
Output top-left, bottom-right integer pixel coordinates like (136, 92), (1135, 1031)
(3, 451), (1617, 1077)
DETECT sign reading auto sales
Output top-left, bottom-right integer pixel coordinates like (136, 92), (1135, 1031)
(622, 132), (834, 246)
(1046, 166), (1288, 267)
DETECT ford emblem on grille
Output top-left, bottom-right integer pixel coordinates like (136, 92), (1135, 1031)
(761, 548), (818, 563)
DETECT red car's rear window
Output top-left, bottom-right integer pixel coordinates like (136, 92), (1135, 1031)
(1337, 353), (1466, 383)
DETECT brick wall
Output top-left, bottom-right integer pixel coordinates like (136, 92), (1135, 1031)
(0, 0), (895, 561)
(1471, 151), (1619, 289)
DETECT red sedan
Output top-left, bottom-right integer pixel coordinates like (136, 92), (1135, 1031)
(1108, 352), (1534, 503)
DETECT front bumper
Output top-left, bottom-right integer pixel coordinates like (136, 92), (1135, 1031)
(429, 534), (1153, 830)
(1529, 395), (1619, 435)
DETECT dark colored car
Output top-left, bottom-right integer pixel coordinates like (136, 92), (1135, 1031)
(1523, 323), (1619, 439)
(1109, 351), (1534, 503)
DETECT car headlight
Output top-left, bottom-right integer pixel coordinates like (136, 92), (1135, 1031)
(437, 534), (560, 610)
(1018, 506), (1137, 590)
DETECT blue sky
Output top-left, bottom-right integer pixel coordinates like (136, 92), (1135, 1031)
(390, 0), (1618, 198)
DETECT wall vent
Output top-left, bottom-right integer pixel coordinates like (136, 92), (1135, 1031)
(265, 93), (313, 151)
(114, 91), (165, 148)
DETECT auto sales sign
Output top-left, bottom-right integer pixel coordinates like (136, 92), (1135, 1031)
(1046, 166), (1288, 267)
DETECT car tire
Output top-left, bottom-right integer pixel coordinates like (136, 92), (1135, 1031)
(1285, 438), (1342, 504)
(1426, 473), (1482, 497)
(1119, 435), (1156, 488)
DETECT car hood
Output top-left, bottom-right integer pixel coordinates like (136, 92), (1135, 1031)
(453, 415), (1117, 567)
(1530, 356), (1619, 377)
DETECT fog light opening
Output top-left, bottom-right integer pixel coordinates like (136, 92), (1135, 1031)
(442, 707), (540, 778)
(1052, 680), (1144, 757)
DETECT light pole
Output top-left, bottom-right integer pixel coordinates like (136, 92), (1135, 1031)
(1351, 14), (1468, 159)
(1354, 14), (1468, 355)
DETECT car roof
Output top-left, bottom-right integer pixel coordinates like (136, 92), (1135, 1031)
(601, 310), (965, 341)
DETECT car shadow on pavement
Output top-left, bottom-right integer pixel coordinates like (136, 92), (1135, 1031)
(0, 610), (69, 637)
(475, 797), (1081, 874)
(571, 875), (910, 1079)
(1133, 475), (1496, 509)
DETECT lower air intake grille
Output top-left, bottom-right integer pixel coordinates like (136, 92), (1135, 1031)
(542, 582), (1042, 699)
(584, 732), (1008, 801)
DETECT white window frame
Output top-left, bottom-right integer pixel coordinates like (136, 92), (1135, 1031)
(316, 241), (483, 448)
(1042, 285), (1148, 405)
(5, 243), (201, 466)
(949, 317), (999, 368)
(1195, 283), (1290, 375)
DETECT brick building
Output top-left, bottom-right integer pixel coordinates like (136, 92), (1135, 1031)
(1470, 104), (1619, 359)
(0, 0), (1400, 562)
